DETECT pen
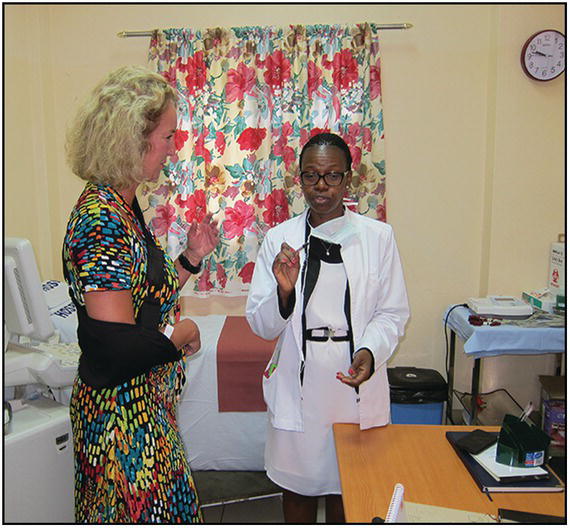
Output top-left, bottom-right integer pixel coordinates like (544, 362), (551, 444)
(484, 489), (493, 502)
(518, 402), (533, 423)
(296, 242), (309, 252)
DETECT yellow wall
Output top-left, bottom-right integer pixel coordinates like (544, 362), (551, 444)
(4, 4), (564, 372)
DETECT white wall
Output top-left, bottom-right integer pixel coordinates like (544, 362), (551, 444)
(4, 4), (565, 374)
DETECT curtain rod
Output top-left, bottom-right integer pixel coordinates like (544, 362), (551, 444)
(117, 23), (412, 38)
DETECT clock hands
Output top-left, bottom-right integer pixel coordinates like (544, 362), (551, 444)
(533, 51), (553, 57)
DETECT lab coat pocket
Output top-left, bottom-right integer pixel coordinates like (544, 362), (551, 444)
(262, 341), (281, 413)
(263, 340), (281, 380)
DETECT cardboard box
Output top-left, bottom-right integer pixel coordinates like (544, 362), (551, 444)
(539, 375), (565, 448)
(543, 400), (565, 448)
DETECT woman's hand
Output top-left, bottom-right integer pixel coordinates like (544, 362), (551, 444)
(272, 242), (301, 305)
(169, 319), (201, 355)
(336, 348), (373, 387)
(183, 213), (220, 265)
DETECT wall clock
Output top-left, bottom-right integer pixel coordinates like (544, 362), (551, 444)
(520, 29), (565, 81)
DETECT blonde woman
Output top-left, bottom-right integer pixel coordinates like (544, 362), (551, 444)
(63, 65), (218, 523)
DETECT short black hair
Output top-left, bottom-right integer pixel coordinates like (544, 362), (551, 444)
(299, 132), (352, 171)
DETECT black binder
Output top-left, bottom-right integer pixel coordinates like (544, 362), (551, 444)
(446, 431), (564, 493)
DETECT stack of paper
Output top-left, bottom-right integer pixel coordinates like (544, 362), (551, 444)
(472, 443), (548, 482)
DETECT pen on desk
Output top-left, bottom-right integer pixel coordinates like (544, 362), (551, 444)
(484, 489), (493, 502)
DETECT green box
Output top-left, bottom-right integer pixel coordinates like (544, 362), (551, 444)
(496, 414), (551, 468)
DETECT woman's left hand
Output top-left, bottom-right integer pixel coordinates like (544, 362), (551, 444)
(183, 213), (220, 263)
(336, 348), (373, 387)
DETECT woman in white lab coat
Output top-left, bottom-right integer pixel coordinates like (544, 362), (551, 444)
(246, 133), (410, 523)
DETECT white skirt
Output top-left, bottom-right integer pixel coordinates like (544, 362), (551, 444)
(265, 260), (359, 496)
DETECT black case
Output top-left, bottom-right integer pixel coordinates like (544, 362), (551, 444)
(454, 429), (497, 454)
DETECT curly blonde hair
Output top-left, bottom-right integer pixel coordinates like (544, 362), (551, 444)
(66, 65), (176, 188)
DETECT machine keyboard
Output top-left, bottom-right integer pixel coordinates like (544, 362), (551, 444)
(32, 342), (81, 368)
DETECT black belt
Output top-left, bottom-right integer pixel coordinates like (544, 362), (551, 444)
(305, 327), (350, 342)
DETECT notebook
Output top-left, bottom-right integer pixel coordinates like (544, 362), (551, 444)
(446, 431), (564, 493)
(383, 483), (496, 523)
(385, 483), (406, 523)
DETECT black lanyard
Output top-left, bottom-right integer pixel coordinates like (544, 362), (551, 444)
(299, 216), (355, 386)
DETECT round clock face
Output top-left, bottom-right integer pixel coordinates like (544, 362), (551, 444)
(521, 30), (565, 81)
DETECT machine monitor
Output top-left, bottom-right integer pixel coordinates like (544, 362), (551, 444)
(4, 238), (54, 344)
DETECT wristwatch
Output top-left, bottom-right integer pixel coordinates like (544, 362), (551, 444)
(178, 253), (202, 274)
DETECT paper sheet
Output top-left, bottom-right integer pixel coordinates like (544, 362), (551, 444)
(405, 502), (497, 523)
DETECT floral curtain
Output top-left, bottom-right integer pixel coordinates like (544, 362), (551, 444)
(142, 22), (386, 296)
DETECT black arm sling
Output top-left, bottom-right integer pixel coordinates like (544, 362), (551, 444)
(63, 197), (180, 389)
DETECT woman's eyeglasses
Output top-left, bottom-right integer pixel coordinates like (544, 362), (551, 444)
(300, 171), (347, 186)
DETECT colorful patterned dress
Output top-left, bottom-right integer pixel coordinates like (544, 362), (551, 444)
(63, 182), (202, 523)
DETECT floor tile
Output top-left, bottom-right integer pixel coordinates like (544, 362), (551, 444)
(218, 495), (284, 523)
(203, 493), (328, 523)
(202, 503), (223, 523)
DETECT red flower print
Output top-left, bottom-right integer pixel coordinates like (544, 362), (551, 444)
(263, 50), (292, 92)
(175, 57), (188, 73)
(226, 62), (257, 102)
(273, 123), (296, 169)
(238, 261), (255, 284)
(307, 61), (322, 97)
(299, 127), (330, 148)
(174, 193), (191, 209)
(332, 96), (341, 120)
(215, 131), (226, 155)
(194, 130), (212, 163)
(332, 49), (359, 91)
(362, 127), (372, 152)
(151, 203), (176, 237)
(216, 263), (227, 289)
(223, 200), (255, 239)
(376, 203), (386, 222)
(162, 66), (178, 86)
(262, 189), (289, 226)
(237, 127), (267, 151)
(347, 123), (362, 146)
(370, 61), (381, 100)
(197, 264), (214, 292)
(185, 51), (207, 95)
(350, 145), (362, 168)
(183, 189), (207, 224)
(174, 129), (189, 151)
(310, 127), (329, 138)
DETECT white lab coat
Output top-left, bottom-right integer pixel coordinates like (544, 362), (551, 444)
(246, 208), (410, 432)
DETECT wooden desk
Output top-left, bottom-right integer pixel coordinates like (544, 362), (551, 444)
(333, 424), (565, 523)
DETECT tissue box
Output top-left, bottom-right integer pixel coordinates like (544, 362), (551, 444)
(539, 375), (565, 449)
(496, 414), (551, 468)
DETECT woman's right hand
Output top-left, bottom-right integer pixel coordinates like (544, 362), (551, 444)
(272, 242), (301, 304)
(170, 319), (201, 355)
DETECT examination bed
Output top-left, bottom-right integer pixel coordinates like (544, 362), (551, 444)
(178, 315), (276, 471)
